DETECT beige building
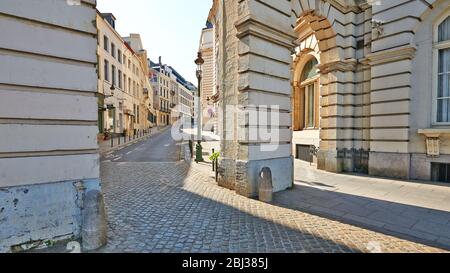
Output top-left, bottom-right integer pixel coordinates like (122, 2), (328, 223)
(123, 34), (155, 130)
(97, 13), (153, 137)
(150, 60), (172, 126)
(199, 25), (217, 130)
(208, 0), (450, 198)
(149, 60), (194, 127)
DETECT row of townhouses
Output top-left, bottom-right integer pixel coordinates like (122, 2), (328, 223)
(148, 59), (196, 127)
(97, 12), (196, 138)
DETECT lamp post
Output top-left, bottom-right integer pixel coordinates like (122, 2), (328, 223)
(195, 51), (204, 162)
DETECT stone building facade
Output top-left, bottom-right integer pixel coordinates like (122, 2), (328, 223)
(199, 24), (217, 131)
(0, 0), (103, 252)
(97, 14), (153, 137)
(208, 0), (450, 197)
(149, 60), (172, 126)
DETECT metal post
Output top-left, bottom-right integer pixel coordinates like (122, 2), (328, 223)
(215, 158), (218, 182)
(111, 135), (113, 147)
(212, 148), (215, 171)
(195, 52), (204, 163)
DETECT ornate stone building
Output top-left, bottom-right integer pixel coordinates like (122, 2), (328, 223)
(208, 0), (450, 197)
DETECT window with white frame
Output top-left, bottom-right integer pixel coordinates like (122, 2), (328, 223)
(436, 16), (450, 123)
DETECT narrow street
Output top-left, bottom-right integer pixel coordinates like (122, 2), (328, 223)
(101, 127), (180, 163)
(96, 128), (446, 253)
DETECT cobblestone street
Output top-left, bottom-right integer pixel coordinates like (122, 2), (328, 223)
(96, 136), (447, 253)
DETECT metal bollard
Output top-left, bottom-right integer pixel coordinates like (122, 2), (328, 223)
(258, 167), (273, 203)
(111, 136), (113, 147)
(212, 149), (215, 171)
(215, 158), (219, 182)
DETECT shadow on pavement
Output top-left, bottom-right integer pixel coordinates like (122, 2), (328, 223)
(273, 184), (450, 251)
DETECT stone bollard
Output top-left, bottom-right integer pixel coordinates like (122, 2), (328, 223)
(81, 190), (107, 251)
(258, 167), (273, 203)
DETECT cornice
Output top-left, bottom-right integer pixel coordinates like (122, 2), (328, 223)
(318, 59), (358, 73)
(364, 46), (416, 66)
(326, 0), (362, 14)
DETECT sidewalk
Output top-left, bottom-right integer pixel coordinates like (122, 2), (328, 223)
(188, 140), (450, 249)
(274, 160), (450, 249)
(99, 127), (168, 154)
(182, 128), (220, 141)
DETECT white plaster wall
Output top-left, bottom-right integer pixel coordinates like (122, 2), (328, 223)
(0, 0), (101, 252)
(0, 0), (99, 187)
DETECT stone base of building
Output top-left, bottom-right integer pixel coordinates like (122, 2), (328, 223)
(317, 150), (342, 173)
(218, 157), (236, 190)
(0, 179), (104, 253)
(219, 157), (293, 198)
(410, 153), (450, 181)
(369, 152), (410, 180)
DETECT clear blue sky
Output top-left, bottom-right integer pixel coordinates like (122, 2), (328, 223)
(97, 0), (212, 84)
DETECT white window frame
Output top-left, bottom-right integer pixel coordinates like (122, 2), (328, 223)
(300, 76), (320, 130)
(433, 12), (450, 125)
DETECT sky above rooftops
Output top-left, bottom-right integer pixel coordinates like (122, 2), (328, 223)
(97, 0), (212, 84)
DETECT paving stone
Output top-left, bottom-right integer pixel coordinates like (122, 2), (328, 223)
(94, 161), (447, 253)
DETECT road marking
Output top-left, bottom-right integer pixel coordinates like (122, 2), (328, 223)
(126, 151), (133, 155)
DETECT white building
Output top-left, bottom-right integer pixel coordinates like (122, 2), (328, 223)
(0, 0), (103, 252)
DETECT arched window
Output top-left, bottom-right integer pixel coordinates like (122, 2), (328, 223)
(436, 16), (450, 123)
(294, 57), (319, 130)
(301, 58), (319, 82)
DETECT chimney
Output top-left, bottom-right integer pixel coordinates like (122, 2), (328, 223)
(159, 56), (162, 66)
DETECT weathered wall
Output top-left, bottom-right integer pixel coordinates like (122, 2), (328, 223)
(0, 0), (101, 252)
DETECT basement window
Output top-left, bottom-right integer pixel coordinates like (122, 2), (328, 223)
(431, 162), (450, 183)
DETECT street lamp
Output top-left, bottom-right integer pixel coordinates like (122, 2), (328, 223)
(195, 51), (204, 162)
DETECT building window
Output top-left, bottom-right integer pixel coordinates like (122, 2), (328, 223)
(104, 59), (109, 81)
(436, 16), (450, 123)
(118, 70), (122, 89)
(137, 105), (140, 124)
(112, 65), (116, 86)
(123, 73), (127, 92)
(431, 162), (450, 183)
(118, 50), (122, 63)
(294, 57), (319, 130)
(104, 35), (109, 52)
(111, 43), (116, 58)
(306, 84), (315, 128)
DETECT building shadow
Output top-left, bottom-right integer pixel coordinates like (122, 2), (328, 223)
(97, 161), (369, 253)
(273, 183), (450, 251)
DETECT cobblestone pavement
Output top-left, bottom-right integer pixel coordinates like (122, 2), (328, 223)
(96, 161), (447, 253)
